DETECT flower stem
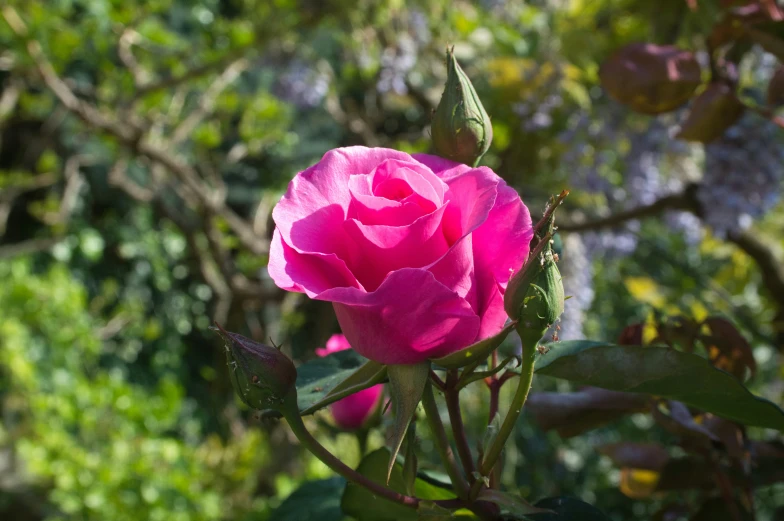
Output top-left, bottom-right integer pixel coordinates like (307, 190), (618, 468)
(445, 370), (477, 481)
(421, 383), (470, 499)
(470, 337), (537, 500)
(281, 396), (419, 510)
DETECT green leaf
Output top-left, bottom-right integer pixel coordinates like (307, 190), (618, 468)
(535, 341), (784, 431)
(528, 496), (610, 520)
(270, 477), (346, 521)
(386, 362), (430, 483)
(432, 322), (516, 369)
(300, 359), (387, 416)
(477, 490), (553, 519)
(341, 448), (455, 521)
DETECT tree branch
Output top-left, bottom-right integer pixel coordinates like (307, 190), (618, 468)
(0, 237), (62, 258)
(558, 190), (695, 232)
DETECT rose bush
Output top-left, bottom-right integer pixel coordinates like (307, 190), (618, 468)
(315, 334), (383, 430)
(269, 146), (533, 364)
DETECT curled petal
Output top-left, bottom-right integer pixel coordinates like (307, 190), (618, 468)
(472, 180), (533, 289)
(268, 229), (362, 298)
(273, 147), (414, 259)
(343, 206), (449, 291)
(318, 269), (480, 365)
(330, 385), (383, 430)
(412, 153), (473, 182)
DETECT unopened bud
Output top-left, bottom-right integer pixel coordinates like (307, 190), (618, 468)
(431, 47), (493, 166)
(509, 244), (565, 349)
(214, 324), (297, 410)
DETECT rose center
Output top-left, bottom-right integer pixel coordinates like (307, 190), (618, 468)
(374, 177), (414, 201)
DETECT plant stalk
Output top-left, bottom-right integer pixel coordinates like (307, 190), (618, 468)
(470, 337), (537, 500)
(445, 370), (477, 481)
(421, 383), (470, 499)
(281, 396), (420, 510)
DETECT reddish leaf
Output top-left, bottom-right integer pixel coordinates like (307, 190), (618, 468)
(652, 400), (720, 443)
(656, 457), (715, 491)
(599, 442), (670, 471)
(600, 43), (702, 114)
(767, 67), (784, 106)
(654, 315), (701, 351)
(619, 468), (661, 499)
(699, 414), (747, 461)
(526, 388), (650, 437)
(701, 316), (756, 380)
(617, 323), (644, 346)
(676, 83), (745, 143)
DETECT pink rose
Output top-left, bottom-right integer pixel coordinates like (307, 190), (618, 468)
(316, 334), (383, 430)
(269, 147), (533, 365)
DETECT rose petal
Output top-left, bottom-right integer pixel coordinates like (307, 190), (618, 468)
(369, 159), (446, 205)
(315, 333), (352, 356)
(348, 174), (430, 226)
(273, 147), (414, 261)
(412, 153), (473, 182)
(441, 166), (499, 245)
(343, 205), (449, 291)
(268, 229), (363, 298)
(330, 385), (383, 430)
(318, 269), (480, 365)
(473, 268), (508, 339)
(472, 180), (533, 289)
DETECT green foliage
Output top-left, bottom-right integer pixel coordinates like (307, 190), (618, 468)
(269, 477), (346, 521)
(0, 260), (267, 521)
(341, 448), (454, 521)
(535, 340), (784, 431)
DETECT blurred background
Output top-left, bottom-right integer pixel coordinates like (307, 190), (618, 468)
(0, 0), (782, 520)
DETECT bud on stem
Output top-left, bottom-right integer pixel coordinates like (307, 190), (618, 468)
(431, 47), (493, 166)
(505, 192), (567, 350)
(214, 323), (297, 412)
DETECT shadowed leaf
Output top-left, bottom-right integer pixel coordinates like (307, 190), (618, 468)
(535, 341), (784, 431)
(701, 316), (756, 379)
(271, 477), (346, 521)
(341, 448), (454, 521)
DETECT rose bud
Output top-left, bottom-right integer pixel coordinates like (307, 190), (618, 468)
(505, 239), (564, 349)
(508, 246), (564, 346)
(316, 334), (383, 430)
(431, 47), (493, 166)
(599, 43), (702, 114)
(214, 324), (297, 411)
(675, 82), (745, 143)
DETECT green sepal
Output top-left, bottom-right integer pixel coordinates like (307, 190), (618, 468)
(431, 322), (516, 370)
(300, 360), (387, 416)
(386, 362), (431, 484)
